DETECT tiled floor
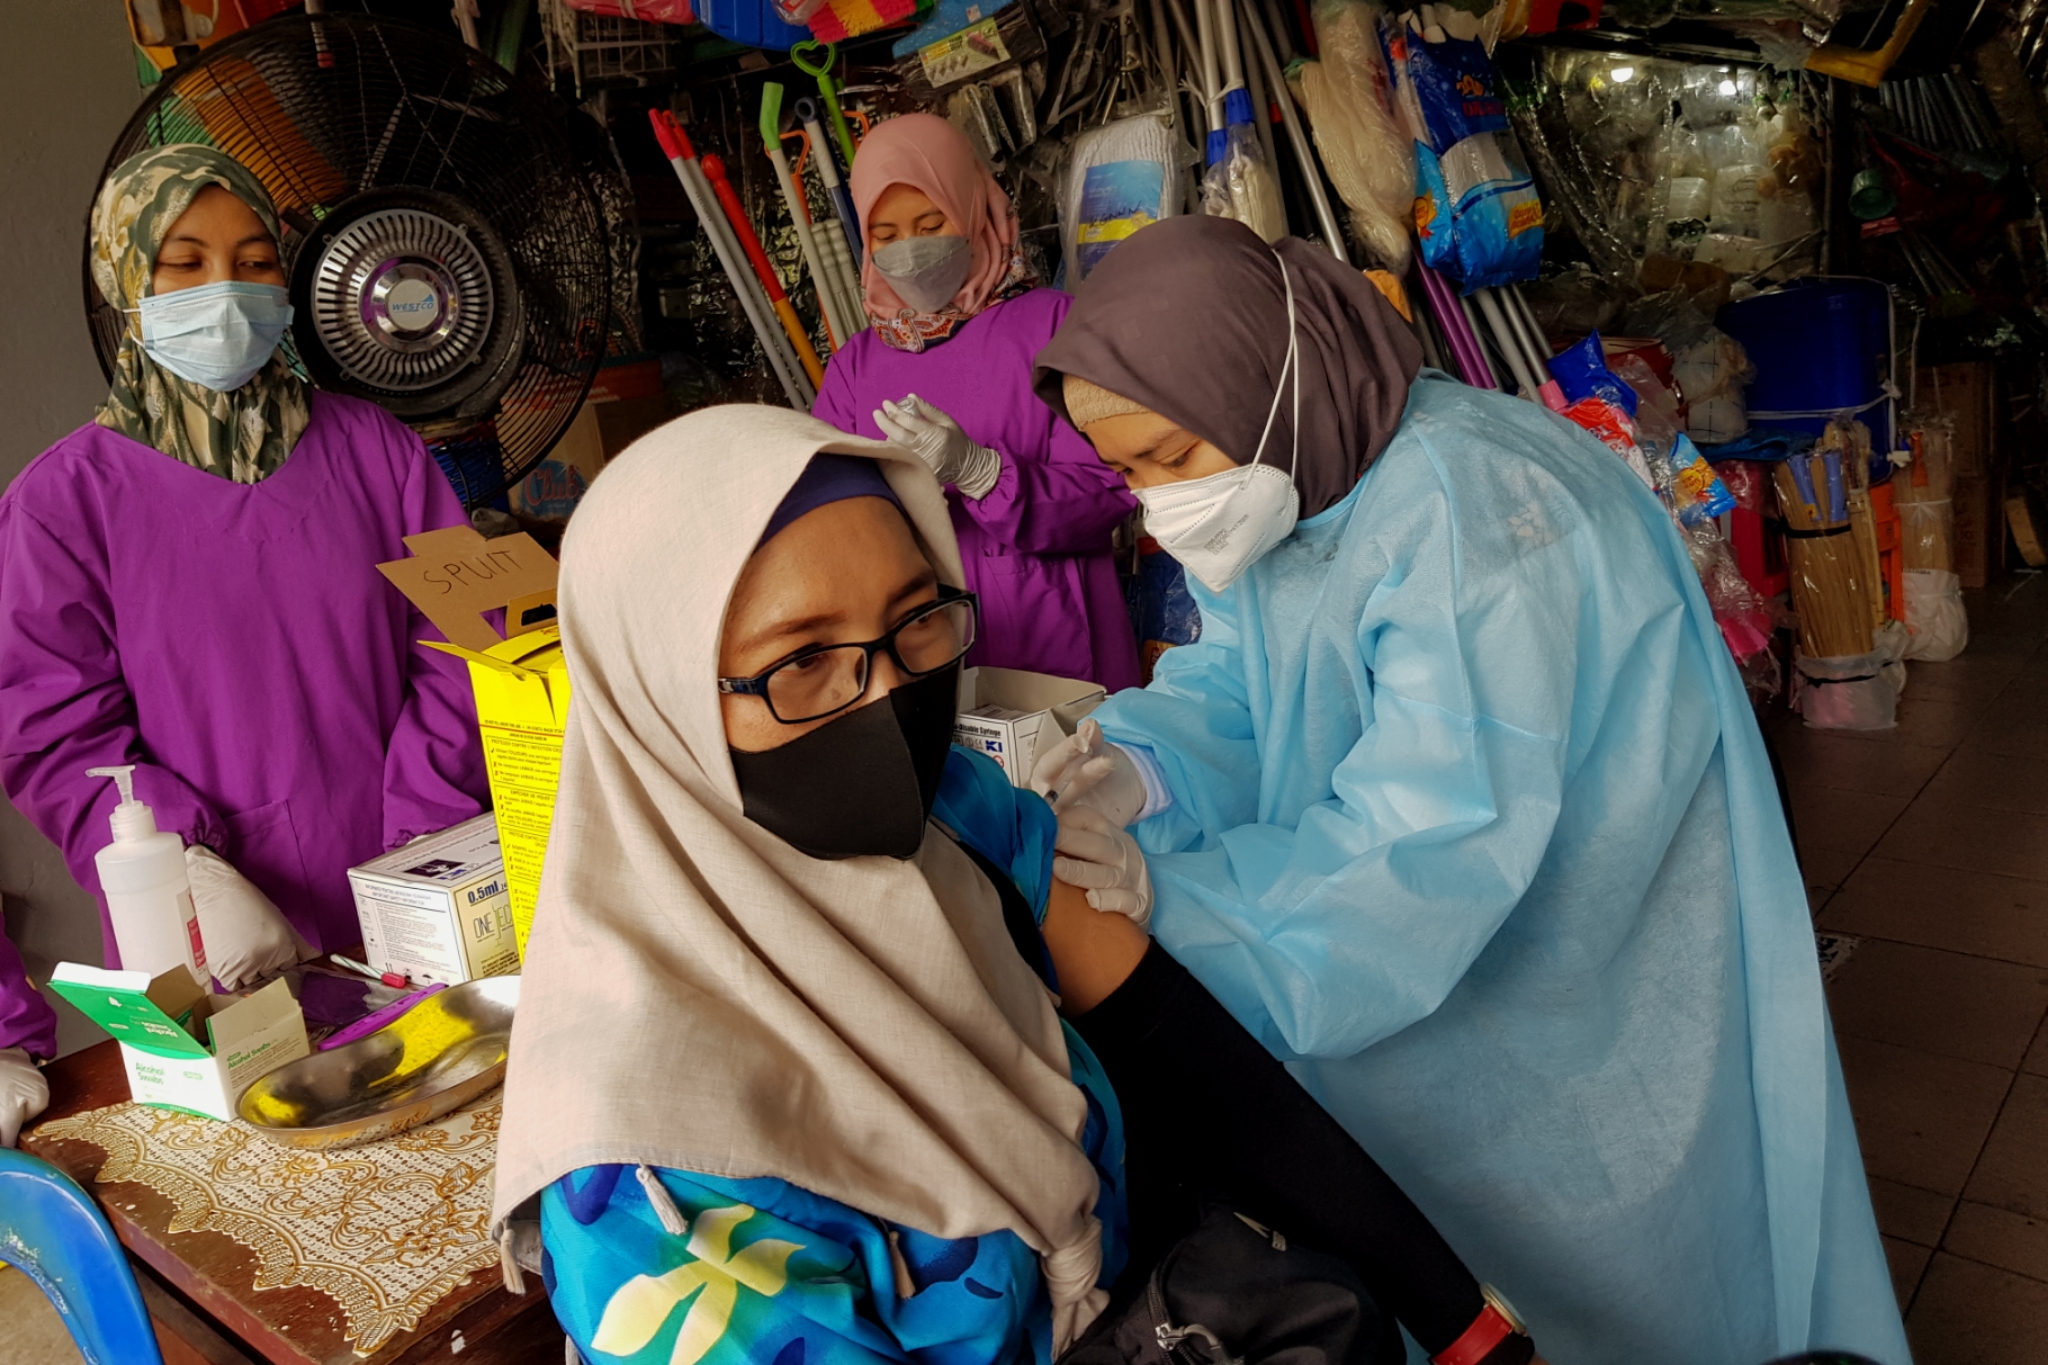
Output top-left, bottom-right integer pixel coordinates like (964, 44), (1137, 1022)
(1785, 572), (2048, 1363)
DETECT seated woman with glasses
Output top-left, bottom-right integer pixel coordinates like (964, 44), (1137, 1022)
(492, 407), (1545, 1365)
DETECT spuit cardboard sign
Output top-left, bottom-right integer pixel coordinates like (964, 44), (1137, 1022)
(379, 527), (567, 960)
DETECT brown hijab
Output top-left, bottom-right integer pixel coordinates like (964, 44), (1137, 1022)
(1033, 216), (1422, 518)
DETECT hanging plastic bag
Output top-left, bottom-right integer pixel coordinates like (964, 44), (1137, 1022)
(1795, 650), (1897, 730)
(1062, 113), (1189, 285)
(1294, 0), (1413, 269)
(1902, 568), (1969, 661)
(1388, 20), (1544, 291)
(1201, 115), (1287, 243)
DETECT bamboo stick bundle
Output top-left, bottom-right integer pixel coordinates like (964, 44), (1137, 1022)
(1775, 443), (1877, 658)
(1894, 414), (1956, 571)
(1828, 423), (1888, 631)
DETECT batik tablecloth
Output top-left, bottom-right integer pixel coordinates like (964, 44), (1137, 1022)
(35, 1092), (503, 1354)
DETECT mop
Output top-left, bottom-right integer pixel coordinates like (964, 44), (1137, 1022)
(702, 151), (826, 387)
(797, 96), (866, 272)
(1289, 0), (1408, 267)
(1201, 0), (1288, 242)
(760, 82), (860, 350)
(650, 111), (815, 410)
(1241, 0), (1347, 262)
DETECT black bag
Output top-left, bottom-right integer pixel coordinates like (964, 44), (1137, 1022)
(1062, 1207), (1388, 1365)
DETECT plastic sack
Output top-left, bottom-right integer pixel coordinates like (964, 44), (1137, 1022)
(1295, 0), (1414, 269)
(1795, 650), (1898, 730)
(1548, 331), (1637, 412)
(1666, 432), (1737, 526)
(1902, 568), (1969, 662)
(1201, 120), (1287, 243)
(1392, 24), (1544, 290)
(1062, 114), (1187, 285)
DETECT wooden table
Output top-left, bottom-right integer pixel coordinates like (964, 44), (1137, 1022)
(22, 1041), (561, 1365)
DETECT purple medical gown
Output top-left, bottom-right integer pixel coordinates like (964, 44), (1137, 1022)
(812, 289), (1142, 691)
(0, 393), (489, 984)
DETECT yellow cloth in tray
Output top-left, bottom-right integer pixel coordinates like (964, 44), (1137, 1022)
(34, 1094), (502, 1354)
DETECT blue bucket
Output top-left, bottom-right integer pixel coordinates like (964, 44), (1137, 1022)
(1719, 279), (1892, 458)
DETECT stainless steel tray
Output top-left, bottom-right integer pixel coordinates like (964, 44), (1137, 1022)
(238, 975), (518, 1150)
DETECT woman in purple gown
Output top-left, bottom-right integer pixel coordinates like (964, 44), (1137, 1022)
(0, 145), (487, 1123)
(809, 114), (1141, 692)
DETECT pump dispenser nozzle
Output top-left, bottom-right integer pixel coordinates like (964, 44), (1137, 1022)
(86, 765), (159, 842)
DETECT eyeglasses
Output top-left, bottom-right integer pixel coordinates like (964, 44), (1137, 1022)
(718, 589), (978, 725)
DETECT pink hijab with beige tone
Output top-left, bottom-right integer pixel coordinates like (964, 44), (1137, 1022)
(851, 114), (1036, 352)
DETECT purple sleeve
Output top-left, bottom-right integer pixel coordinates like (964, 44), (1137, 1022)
(962, 418), (1138, 556)
(0, 931), (57, 1060)
(0, 492), (229, 895)
(380, 433), (490, 849)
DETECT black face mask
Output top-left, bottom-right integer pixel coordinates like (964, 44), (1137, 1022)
(728, 666), (959, 860)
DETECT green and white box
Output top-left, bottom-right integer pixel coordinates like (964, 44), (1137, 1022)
(349, 813), (518, 985)
(48, 964), (308, 1121)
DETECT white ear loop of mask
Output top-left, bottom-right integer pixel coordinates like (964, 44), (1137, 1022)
(1243, 249), (1302, 478)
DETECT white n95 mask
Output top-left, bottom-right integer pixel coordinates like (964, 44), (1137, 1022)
(135, 280), (295, 392)
(872, 235), (973, 313)
(1134, 251), (1302, 594)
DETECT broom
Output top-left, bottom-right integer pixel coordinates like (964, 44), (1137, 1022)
(1775, 446), (1877, 658)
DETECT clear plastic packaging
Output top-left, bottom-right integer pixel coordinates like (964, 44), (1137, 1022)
(1795, 650), (1897, 730)
(1201, 122), (1288, 243)
(1902, 568), (1969, 661)
(1294, 0), (1414, 269)
(1062, 113), (1190, 286)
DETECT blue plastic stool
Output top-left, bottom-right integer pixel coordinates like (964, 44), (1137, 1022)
(0, 1146), (165, 1365)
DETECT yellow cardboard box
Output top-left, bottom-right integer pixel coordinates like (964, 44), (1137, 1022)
(424, 629), (571, 959)
(378, 525), (568, 959)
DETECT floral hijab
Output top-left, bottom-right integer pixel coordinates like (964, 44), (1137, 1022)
(90, 145), (309, 483)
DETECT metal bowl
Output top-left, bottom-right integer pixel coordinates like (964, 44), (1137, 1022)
(238, 975), (518, 1150)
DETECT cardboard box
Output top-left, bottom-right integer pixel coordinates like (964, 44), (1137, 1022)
(349, 813), (519, 985)
(1953, 474), (2000, 588)
(381, 528), (566, 960)
(47, 965), (308, 1121)
(438, 629), (571, 957)
(954, 667), (1107, 786)
(1916, 363), (1995, 479)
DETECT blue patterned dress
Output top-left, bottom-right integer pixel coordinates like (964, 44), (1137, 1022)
(539, 749), (1128, 1365)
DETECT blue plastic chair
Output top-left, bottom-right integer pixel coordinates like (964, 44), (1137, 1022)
(0, 1146), (165, 1365)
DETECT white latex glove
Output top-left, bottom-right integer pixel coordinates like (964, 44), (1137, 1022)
(873, 394), (1003, 498)
(1030, 719), (1147, 826)
(185, 845), (311, 989)
(0, 1046), (49, 1148)
(1053, 806), (1153, 927)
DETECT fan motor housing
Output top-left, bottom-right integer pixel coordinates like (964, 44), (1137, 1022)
(291, 187), (523, 421)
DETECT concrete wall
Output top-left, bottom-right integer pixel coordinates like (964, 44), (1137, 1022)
(0, 3), (148, 1055)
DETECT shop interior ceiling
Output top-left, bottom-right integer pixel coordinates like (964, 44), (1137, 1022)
(110, 0), (2048, 517)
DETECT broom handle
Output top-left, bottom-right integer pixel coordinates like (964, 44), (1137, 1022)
(1242, 0), (1348, 263)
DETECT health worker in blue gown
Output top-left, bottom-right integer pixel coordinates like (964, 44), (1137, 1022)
(1027, 215), (1909, 1365)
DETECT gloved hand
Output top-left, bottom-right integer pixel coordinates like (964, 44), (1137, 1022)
(1053, 806), (1153, 928)
(1030, 719), (1147, 826)
(0, 1046), (49, 1147)
(873, 394), (1003, 499)
(185, 845), (311, 989)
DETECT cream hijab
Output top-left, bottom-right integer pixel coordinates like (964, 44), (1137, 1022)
(493, 405), (1108, 1348)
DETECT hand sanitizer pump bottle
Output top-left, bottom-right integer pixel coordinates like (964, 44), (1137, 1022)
(86, 766), (208, 984)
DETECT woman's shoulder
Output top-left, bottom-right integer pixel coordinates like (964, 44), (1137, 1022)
(1, 422), (149, 523)
(976, 286), (1073, 341)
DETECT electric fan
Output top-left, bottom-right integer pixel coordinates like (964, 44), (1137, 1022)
(85, 12), (617, 509)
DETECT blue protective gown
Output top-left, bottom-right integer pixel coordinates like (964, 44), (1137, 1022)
(1091, 373), (1908, 1364)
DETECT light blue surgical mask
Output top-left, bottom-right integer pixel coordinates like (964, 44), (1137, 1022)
(134, 280), (295, 392)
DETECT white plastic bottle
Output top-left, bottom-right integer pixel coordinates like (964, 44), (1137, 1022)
(86, 766), (208, 984)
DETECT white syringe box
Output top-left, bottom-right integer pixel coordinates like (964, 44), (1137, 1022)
(349, 814), (519, 985)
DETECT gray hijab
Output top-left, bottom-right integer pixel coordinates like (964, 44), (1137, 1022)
(1034, 216), (1422, 518)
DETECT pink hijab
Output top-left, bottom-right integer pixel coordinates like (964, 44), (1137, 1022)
(851, 114), (1020, 325)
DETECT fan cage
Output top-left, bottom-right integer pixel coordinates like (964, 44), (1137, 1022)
(85, 12), (612, 509)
